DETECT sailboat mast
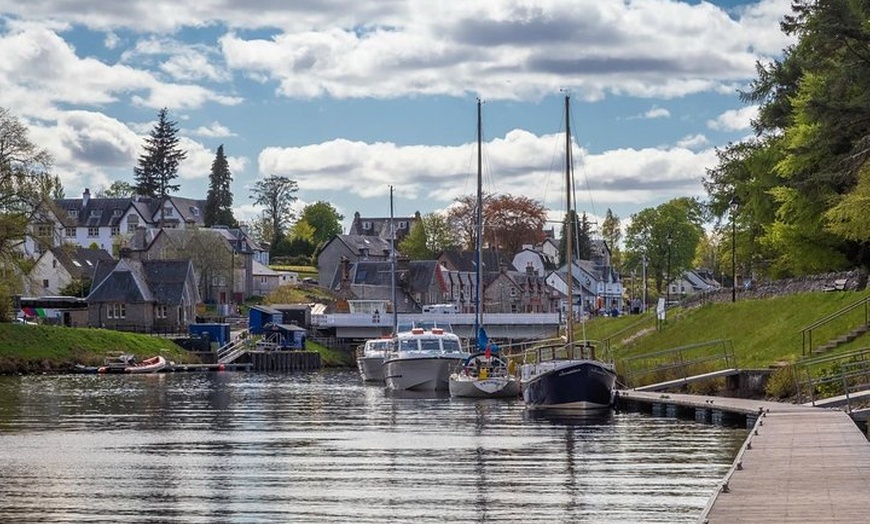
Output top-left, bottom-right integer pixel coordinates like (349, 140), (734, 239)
(564, 95), (575, 354)
(475, 98), (483, 333)
(390, 185), (398, 334)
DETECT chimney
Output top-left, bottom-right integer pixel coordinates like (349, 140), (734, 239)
(82, 188), (90, 208)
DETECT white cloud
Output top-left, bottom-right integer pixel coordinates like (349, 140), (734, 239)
(189, 121), (236, 138)
(708, 105), (759, 131)
(676, 134), (710, 150)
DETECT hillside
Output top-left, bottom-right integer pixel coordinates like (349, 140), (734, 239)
(577, 290), (870, 376)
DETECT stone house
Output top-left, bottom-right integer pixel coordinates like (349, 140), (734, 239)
(316, 234), (393, 290)
(87, 257), (200, 332)
(347, 211), (421, 244)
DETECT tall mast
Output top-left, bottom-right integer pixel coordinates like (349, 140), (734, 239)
(475, 98), (483, 335)
(564, 95), (574, 353)
(390, 185), (398, 334)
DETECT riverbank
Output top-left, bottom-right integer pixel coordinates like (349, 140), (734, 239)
(0, 323), (353, 374)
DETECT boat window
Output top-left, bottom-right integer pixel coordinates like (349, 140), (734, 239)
(399, 339), (418, 352)
(420, 339), (441, 352)
(442, 339), (461, 352)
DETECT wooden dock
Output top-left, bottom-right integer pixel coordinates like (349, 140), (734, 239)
(616, 390), (870, 523)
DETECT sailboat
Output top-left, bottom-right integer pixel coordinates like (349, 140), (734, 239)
(520, 95), (617, 410)
(449, 99), (521, 399)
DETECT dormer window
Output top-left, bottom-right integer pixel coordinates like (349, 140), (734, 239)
(113, 209), (122, 216)
(362, 221), (371, 230)
(68, 209), (78, 218)
(398, 221), (407, 229)
(90, 209), (102, 217)
(191, 207), (200, 217)
(163, 207), (174, 217)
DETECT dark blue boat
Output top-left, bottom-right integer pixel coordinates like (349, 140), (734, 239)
(521, 353), (616, 410)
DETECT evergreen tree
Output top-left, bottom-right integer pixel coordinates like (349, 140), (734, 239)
(204, 145), (237, 227)
(133, 108), (187, 199)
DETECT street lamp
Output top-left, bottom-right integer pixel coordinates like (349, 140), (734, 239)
(665, 233), (674, 309)
(730, 196), (739, 303)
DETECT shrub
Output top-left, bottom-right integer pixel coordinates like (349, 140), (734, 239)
(765, 364), (797, 399)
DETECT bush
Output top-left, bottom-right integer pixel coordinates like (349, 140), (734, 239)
(765, 365), (797, 399)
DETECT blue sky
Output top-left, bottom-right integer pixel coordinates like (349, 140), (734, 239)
(0, 0), (793, 232)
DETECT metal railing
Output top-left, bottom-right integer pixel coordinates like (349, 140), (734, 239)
(795, 347), (870, 411)
(800, 296), (870, 356)
(620, 339), (737, 389)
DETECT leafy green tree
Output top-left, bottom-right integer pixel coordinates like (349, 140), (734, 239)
(295, 201), (343, 247)
(557, 210), (592, 264)
(601, 208), (622, 268)
(399, 213), (459, 260)
(204, 145), (237, 228)
(0, 107), (54, 320)
(250, 174), (298, 253)
(133, 108), (187, 199)
(95, 180), (134, 198)
(624, 198), (705, 295)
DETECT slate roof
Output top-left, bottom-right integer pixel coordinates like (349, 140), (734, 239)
(438, 248), (515, 273)
(88, 258), (195, 304)
(49, 246), (115, 280)
(54, 196), (130, 227)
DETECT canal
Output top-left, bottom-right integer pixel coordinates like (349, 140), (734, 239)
(0, 370), (746, 523)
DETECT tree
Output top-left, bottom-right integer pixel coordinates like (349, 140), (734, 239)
(399, 212), (459, 259)
(0, 107), (55, 320)
(250, 174), (298, 252)
(623, 198), (705, 296)
(557, 210), (593, 264)
(295, 201), (343, 247)
(95, 180), (134, 198)
(447, 193), (547, 253)
(601, 208), (622, 268)
(133, 108), (187, 199)
(204, 145), (237, 228)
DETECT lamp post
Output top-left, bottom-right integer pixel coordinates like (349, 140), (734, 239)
(665, 233), (673, 309)
(730, 197), (739, 302)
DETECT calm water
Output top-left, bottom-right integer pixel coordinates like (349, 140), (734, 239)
(0, 370), (746, 523)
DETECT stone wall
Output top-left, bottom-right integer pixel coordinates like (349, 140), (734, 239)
(682, 269), (868, 307)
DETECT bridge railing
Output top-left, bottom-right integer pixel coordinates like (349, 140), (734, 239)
(620, 339), (737, 389)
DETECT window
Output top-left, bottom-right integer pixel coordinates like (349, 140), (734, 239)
(509, 287), (518, 298)
(155, 305), (167, 319)
(163, 207), (174, 217)
(111, 226), (120, 236)
(37, 225), (52, 237)
(398, 221), (407, 229)
(107, 303), (126, 319)
(127, 223), (137, 234)
(68, 209), (78, 218)
(52, 259), (57, 268)
(42, 279), (49, 289)
(90, 209), (102, 217)
(362, 221), (371, 230)
(127, 215), (139, 224)
(113, 209), (122, 216)
(191, 207), (200, 217)
(65, 227), (75, 238)
(88, 227), (99, 238)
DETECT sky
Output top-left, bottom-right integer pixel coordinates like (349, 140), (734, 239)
(0, 0), (794, 233)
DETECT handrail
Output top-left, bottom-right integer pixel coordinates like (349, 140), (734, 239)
(800, 296), (870, 356)
(621, 339), (736, 388)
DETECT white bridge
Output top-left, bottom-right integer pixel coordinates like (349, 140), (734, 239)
(310, 312), (561, 340)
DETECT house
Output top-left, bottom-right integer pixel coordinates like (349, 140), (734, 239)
(348, 211), (421, 243)
(545, 239), (623, 316)
(329, 257), (447, 313)
(86, 257), (200, 332)
(483, 266), (559, 314)
(511, 246), (556, 280)
(25, 189), (206, 258)
(316, 234), (393, 290)
(25, 246), (114, 297)
(127, 227), (257, 304)
(252, 260), (297, 297)
(669, 269), (722, 300)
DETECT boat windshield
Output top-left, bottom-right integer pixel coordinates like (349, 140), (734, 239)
(442, 339), (462, 353)
(397, 321), (453, 333)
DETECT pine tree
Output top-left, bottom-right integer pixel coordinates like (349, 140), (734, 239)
(204, 145), (237, 227)
(133, 108), (187, 199)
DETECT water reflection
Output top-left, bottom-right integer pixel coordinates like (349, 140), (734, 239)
(0, 370), (746, 523)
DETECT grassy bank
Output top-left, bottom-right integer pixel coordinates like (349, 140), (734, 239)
(0, 324), (197, 373)
(0, 323), (354, 373)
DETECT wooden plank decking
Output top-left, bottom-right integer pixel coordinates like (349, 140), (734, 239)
(616, 390), (870, 523)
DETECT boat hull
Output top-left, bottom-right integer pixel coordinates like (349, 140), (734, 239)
(384, 356), (464, 391)
(125, 356), (167, 374)
(357, 355), (384, 382)
(449, 375), (520, 398)
(521, 360), (616, 410)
